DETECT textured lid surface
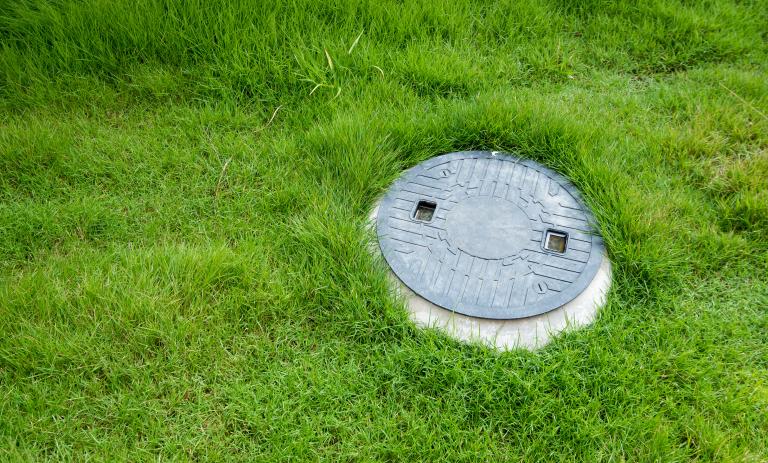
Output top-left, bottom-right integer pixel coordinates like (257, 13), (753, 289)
(376, 151), (605, 319)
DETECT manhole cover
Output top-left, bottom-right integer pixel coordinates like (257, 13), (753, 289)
(376, 151), (605, 319)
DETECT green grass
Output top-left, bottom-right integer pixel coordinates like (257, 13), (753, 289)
(1, 0), (767, 460)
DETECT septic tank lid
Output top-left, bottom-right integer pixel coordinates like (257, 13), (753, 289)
(376, 151), (605, 319)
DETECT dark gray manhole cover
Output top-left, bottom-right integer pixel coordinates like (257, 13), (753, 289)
(376, 151), (605, 319)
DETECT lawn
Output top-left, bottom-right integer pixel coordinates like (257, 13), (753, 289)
(0, 0), (767, 460)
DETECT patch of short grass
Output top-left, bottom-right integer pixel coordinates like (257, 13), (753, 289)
(1, 0), (767, 461)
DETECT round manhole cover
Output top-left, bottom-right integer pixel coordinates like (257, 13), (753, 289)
(376, 151), (605, 319)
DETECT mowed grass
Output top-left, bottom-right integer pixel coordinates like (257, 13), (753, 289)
(1, 0), (767, 460)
